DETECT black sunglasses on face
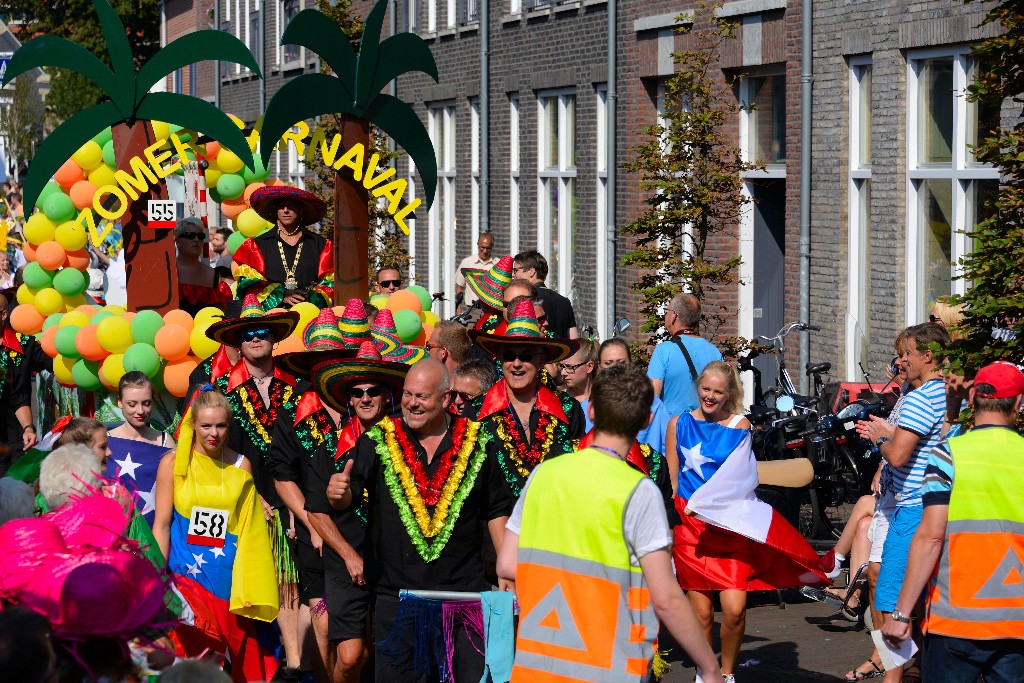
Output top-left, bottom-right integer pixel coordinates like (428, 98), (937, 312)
(501, 349), (541, 363)
(453, 390), (480, 403)
(378, 279), (402, 288)
(929, 314), (940, 323)
(178, 231), (206, 241)
(240, 328), (272, 342)
(349, 385), (385, 399)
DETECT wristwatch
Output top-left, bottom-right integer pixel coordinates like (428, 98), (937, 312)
(875, 436), (891, 448)
(891, 609), (911, 623)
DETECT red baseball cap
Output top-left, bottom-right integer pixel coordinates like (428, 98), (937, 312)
(974, 361), (1024, 399)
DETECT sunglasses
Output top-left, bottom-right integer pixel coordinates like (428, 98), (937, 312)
(349, 385), (385, 399)
(240, 328), (272, 342)
(501, 349), (542, 363)
(453, 390), (480, 403)
(558, 361), (587, 373)
(378, 279), (402, 288)
(177, 231), (206, 241)
(928, 314), (940, 323)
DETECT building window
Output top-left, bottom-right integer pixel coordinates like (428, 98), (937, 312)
(407, 159), (417, 281)
(509, 95), (520, 255)
(173, 68), (183, 94)
(428, 0), (436, 31)
(428, 102), (456, 316)
(511, 0), (522, 13)
(287, 126), (305, 190)
(248, 2), (260, 68)
(847, 57), (872, 379)
(595, 84), (608, 338)
(280, 0), (301, 65)
(537, 89), (576, 295)
(906, 47), (1000, 323)
(446, 0), (455, 28)
(743, 73), (786, 165)
(407, 0), (418, 32)
(460, 0), (478, 24)
(470, 97), (480, 245)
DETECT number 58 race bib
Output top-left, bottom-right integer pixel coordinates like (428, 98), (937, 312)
(187, 506), (229, 548)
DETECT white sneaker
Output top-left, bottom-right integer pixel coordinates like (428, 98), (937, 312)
(724, 675), (736, 683)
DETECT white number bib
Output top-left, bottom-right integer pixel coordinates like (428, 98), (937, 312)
(186, 506), (229, 548)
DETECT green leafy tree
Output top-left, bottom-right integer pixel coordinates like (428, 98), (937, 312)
(621, 0), (758, 354)
(0, 74), (44, 182)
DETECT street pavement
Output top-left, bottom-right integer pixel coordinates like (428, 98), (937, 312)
(659, 589), (880, 682)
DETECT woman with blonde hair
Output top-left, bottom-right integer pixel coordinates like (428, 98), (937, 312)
(666, 361), (826, 682)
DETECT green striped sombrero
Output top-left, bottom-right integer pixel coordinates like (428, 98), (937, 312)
(277, 307), (356, 376)
(311, 340), (409, 413)
(371, 309), (401, 355)
(463, 255), (513, 311)
(471, 299), (578, 363)
(339, 298), (371, 348)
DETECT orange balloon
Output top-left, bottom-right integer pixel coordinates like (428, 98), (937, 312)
(264, 179), (289, 187)
(385, 289), (423, 314)
(205, 141), (221, 158)
(54, 159), (84, 190)
(36, 241), (67, 270)
(273, 333), (305, 356)
(75, 304), (100, 316)
(9, 304), (44, 335)
(154, 324), (192, 361)
(411, 326), (427, 347)
(40, 325), (59, 357)
(22, 242), (36, 263)
(332, 306), (346, 318)
(243, 182), (266, 202)
(75, 323), (109, 362)
(162, 309), (194, 334)
(163, 355), (201, 397)
(69, 180), (98, 210)
(64, 248), (91, 271)
(221, 199), (246, 220)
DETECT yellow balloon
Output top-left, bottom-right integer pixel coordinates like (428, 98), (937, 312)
(104, 304), (127, 315)
(24, 214), (57, 246)
(152, 121), (170, 141)
(72, 140), (103, 171)
(205, 168), (223, 189)
(193, 306), (224, 324)
(236, 208), (272, 238)
(96, 315), (134, 353)
(217, 149), (244, 174)
(88, 164), (117, 188)
(55, 221), (88, 251)
(16, 284), (36, 306)
(100, 353), (126, 387)
(422, 311), (440, 326)
(54, 354), (76, 385)
(60, 310), (91, 328)
(190, 323), (220, 360)
(64, 293), (87, 309)
(34, 288), (64, 316)
(291, 302), (320, 332)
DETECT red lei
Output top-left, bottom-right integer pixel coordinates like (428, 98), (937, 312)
(392, 418), (470, 507)
(498, 410), (554, 469)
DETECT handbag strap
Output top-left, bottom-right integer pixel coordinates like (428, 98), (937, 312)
(671, 334), (700, 383)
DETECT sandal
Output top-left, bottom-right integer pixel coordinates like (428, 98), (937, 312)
(844, 659), (884, 681)
(800, 585), (862, 621)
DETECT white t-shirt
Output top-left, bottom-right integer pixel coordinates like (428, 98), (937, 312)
(104, 250), (128, 306)
(507, 462), (672, 567)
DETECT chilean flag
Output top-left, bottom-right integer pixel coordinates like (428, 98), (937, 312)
(675, 414), (827, 589)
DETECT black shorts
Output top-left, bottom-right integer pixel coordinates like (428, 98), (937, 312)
(295, 540), (325, 602)
(325, 566), (371, 642)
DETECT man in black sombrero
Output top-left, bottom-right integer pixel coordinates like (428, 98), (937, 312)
(232, 185), (335, 310)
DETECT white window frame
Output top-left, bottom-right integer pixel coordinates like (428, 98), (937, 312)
(470, 97), (480, 247)
(847, 56), (872, 380)
(595, 84), (609, 339)
(247, 0), (260, 74)
(905, 45), (999, 324)
(446, 0), (455, 28)
(509, 94), (520, 255)
(428, 0), (437, 32)
(738, 71), (786, 177)
(511, 0), (522, 13)
(428, 102), (457, 317)
(407, 159), (417, 282)
(536, 88), (576, 295)
(407, 0), (418, 32)
(277, 0), (302, 67)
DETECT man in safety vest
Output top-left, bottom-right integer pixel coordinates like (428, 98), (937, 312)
(498, 364), (723, 683)
(882, 360), (1024, 681)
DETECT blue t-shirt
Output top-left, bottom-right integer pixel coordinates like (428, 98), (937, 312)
(637, 395), (669, 454)
(648, 335), (722, 416)
(885, 378), (946, 506)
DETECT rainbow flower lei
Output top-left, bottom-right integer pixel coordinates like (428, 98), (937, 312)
(370, 416), (489, 563)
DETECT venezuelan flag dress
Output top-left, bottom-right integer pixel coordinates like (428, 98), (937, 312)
(169, 445), (280, 682)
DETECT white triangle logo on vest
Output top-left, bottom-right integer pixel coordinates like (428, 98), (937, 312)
(520, 583), (586, 651)
(974, 546), (1024, 600)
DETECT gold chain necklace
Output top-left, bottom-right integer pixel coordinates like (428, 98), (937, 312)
(277, 237), (304, 290)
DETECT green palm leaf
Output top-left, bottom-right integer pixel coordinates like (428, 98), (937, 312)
(354, 0), (388, 108)
(137, 31), (261, 93)
(92, 0), (136, 110)
(22, 101), (121, 213)
(281, 9), (357, 95)
(3, 36), (118, 106)
(363, 94), (436, 208)
(368, 34), (439, 97)
(135, 92), (257, 171)
(259, 74), (360, 167)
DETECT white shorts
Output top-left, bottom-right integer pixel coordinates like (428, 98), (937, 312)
(868, 493), (897, 563)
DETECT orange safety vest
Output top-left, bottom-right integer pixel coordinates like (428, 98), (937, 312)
(926, 427), (1024, 640)
(511, 448), (659, 682)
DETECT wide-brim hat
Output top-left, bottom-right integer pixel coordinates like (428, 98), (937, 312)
(206, 293), (300, 346)
(464, 255), (513, 311)
(249, 185), (327, 225)
(471, 299), (578, 363)
(277, 307), (357, 376)
(311, 341), (410, 413)
(339, 298), (371, 348)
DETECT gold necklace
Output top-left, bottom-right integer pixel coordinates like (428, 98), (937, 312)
(277, 238), (304, 290)
(278, 221), (301, 237)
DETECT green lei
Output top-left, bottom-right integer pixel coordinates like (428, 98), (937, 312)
(638, 443), (665, 483)
(215, 373), (296, 456)
(369, 420), (490, 562)
(491, 391), (577, 498)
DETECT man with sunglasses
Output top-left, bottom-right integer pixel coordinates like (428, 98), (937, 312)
(455, 232), (496, 313)
(472, 300), (585, 500)
(451, 359), (498, 419)
(373, 265), (403, 296)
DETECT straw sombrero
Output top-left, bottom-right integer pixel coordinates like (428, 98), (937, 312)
(463, 255), (513, 311)
(339, 298), (371, 348)
(276, 307), (357, 377)
(205, 293), (300, 346)
(249, 185), (327, 225)
(311, 341), (410, 413)
(471, 299), (578, 363)
(371, 310), (427, 365)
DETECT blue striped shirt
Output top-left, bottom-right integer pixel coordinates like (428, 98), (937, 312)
(885, 378), (945, 506)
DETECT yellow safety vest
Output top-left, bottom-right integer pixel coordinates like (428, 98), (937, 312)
(927, 427), (1024, 640)
(511, 448), (659, 682)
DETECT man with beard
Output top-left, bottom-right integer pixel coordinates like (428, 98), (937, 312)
(472, 300), (585, 499)
(326, 359), (512, 682)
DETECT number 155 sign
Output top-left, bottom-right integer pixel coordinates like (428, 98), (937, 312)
(148, 200), (178, 229)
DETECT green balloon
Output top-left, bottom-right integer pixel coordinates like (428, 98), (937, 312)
(53, 268), (87, 296)
(242, 156), (271, 183)
(43, 313), (64, 331)
(172, 148), (197, 176)
(55, 325), (82, 359)
(208, 187), (223, 204)
(393, 309), (422, 343)
(226, 231), (246, 255)
(216, 173), (245, 200)
(123, 342), (162, 378)
(101, 140), (116, 168)
(405, 284), (433, 313)
(130, 309), (165, 346)
(71, 359), (103, 391)
(92, 127), (113, 148)
(23, 262), (55, 290)
(37, 181), (63, 208)
(91, 310), (114, 324)
(43, 192), (76, 223)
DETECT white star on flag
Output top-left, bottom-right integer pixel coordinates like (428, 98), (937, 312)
(113, 452), (142, 480)
(679, 441), (713, 480)
(186, 563), (201, 577)
(210, 547), (225, 559)
(137, 481), (157, 516)
(192, 552), (207, 568)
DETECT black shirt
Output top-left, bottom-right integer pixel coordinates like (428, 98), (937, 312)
(536, 285), (577, 338)
(349, 416), (513, 594)
(254, 229), (329, 291)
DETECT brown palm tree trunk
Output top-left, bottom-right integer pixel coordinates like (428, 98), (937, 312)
(333, 115), (369, 303)
(112, 121), (179, 313)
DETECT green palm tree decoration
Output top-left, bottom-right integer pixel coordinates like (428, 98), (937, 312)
(3, 0), (261, 214)
(259, 0), (438, 204)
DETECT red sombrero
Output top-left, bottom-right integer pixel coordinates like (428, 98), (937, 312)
(276, 307), (358, 377)
(471, 299), (578, 363)
(311, 341), (410, 413)
(249, 185), (328, 225)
